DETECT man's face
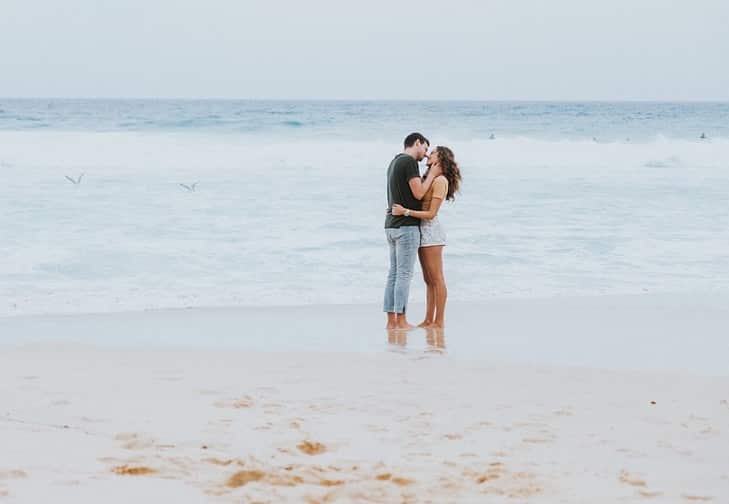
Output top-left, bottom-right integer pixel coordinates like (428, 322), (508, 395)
(415, 140), (430, 161)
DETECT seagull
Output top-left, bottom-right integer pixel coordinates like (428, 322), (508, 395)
(64, 173), (84, 185)
(700, 132), (707, 139)
(179, 182), (199, 192)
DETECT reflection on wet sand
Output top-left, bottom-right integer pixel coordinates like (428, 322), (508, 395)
(387, 328), (408, 347)
(425, 327), (445, 351)
(387, 327), (446, 353)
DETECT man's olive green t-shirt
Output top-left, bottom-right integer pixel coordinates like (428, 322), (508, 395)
(384, 153), (422, 228)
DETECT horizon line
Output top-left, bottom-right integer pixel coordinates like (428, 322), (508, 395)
(2, 96), (729, 104)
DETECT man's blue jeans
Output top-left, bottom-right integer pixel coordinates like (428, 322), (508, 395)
(383, 226), (420, 314)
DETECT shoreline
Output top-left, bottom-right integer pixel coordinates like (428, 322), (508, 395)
(2, 293), (728, 376)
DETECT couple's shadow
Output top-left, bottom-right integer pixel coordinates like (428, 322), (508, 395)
(387, 326), (446, 353)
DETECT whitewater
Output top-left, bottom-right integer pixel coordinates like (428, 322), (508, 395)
(1, 100), (728, 316)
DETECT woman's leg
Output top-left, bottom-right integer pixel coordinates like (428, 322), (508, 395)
(418, 247), (435, 327)
(420, 246), (447, 328)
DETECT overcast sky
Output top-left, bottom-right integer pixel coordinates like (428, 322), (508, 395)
(1, 0), (727, 100)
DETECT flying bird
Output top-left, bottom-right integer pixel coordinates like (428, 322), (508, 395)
(65, 173), (84, 185)
(179, 182), (199, 192)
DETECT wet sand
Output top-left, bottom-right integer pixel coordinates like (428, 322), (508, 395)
(2, 293), (729, 374)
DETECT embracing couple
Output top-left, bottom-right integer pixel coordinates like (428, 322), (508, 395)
(383, 132), (462, 330)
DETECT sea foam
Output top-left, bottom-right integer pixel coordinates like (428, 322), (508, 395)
(1, 106), (728, 316)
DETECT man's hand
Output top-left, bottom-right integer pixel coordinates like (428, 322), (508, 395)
(392, 204), (406, 216)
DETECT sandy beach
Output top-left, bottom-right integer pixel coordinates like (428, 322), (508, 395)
(2, 296), (728, 503)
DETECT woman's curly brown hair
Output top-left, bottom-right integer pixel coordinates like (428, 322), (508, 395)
(427, 146), (462, 201)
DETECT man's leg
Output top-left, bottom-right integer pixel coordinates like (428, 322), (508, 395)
(383, 229), (398, 328)
(393, 226), (420, 329)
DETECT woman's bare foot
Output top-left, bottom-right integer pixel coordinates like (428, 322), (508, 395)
(430, 321), (445, 329)
(417, 320), (433, 328)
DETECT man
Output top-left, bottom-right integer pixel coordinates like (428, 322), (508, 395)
(383, 132), (440, 330)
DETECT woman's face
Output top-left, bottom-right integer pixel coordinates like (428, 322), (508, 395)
(426, 149), (439, 167)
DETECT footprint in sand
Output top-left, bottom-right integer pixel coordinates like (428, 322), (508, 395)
(297, 441), (327, 455)
(618, 469), (668, 499)
(619, 470), (647, 487)
(474, 461), (505, 484)
(681, 495), (714, 502)
(375, 473), (413, 486)
(222, 465), (349, 492)
(473, 464), (543, 498)
(112, 465), (157, 476)
(98, 456), (145, 465)
(203, 458), (244, 467)
(638, 490), (664, 498)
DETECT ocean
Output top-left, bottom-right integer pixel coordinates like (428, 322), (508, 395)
(1, 99), (728, 316)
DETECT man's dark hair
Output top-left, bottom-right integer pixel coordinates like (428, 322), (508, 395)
(403, 132), (429, 148)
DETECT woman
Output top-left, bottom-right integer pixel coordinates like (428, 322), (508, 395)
(391, 146), (461, 328)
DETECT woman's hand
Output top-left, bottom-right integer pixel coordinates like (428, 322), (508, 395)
(392, 204), (406, 216)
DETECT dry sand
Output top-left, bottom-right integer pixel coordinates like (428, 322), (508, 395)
(1, 340), (728, 502)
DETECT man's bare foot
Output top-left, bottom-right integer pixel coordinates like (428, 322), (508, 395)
(395, 321), (416, 330)
(417, 320), (433, 328)
(385, 313), (399, 330)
